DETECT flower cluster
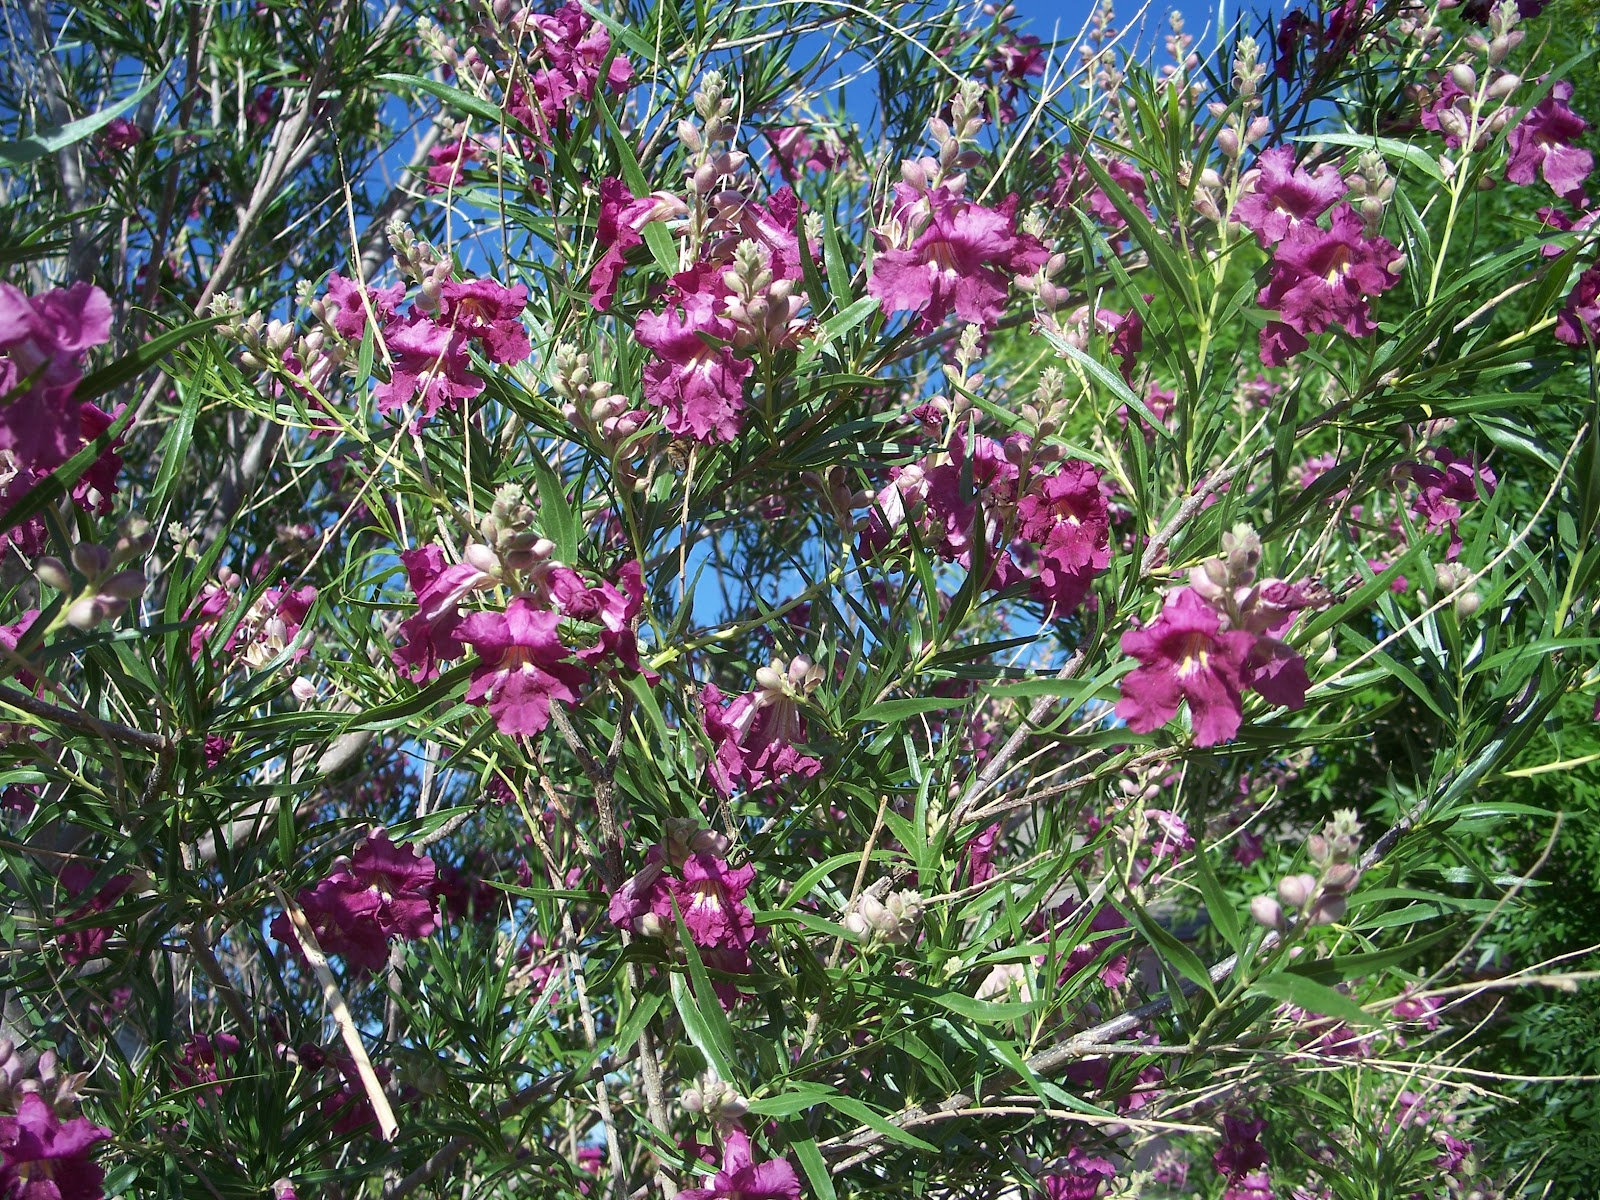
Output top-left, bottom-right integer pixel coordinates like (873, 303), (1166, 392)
(701, 657), (823, 796)
(0, 282), (122, 552)
(389, 486), (645, 735)
(861, 404), (1113, 615)
(1256, 189), (1403, 365)
(678, 1129), (800, 1200)
(1117, 525), (1327, 747)
(270, 832), (441, 972)
(0, 1044), (110, 1200)
(189, 573), (317, 668)
(609, 822), (763, 996)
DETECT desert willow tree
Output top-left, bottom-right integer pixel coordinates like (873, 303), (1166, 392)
(1, 0), (1598, 1195)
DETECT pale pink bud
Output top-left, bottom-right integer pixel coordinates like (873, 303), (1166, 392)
(1250, 895), (1284, 929)
(1278, 873), (1318, 909)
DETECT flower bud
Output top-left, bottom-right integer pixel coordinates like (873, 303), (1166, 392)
(1454, 590), (1482, 618)
(65, 596), (108, 630)
(1250, 895), (1285, 929)
(290, 676), (319, 704)
(1278, 873), (1318, 909)
(1449, 63), (1478, 93)
(1217, 127), (1240, 159)
(71, 543), (111, 578)
(1487, 72), (1519, 99)
(35, 557), (72, 593)
(101, 570), (148, 602)
(1309, 894), (1347, 925)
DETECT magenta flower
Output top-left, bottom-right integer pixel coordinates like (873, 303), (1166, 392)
(869, 183), (1046, 334)
(1556, 262), (1600, 346)
(99, 117), (144, 152)
(514, 1), (632, 132)
(320, 274), (405, 342)
(1506, 81), (1593, 205)
(544, 560), (647, 675)
(1040, 1147), (1117, 1199)
(457, 598), (587, 736)
(701, 659), (822, 797)
(1116, 588), (1259, 747)
(0, 282), (116, 546)
(188, 583), (316, 666)
(670, 853), (758, 953)
(1408, 448), (1496, 557)
(590, 178), (687, 310)
(634, 266), (750, 443)
(371, 315), (484, 425)
(1233, 146), (1345, 245)
(425, 139), (481, 193)
(1213, 1113), (1270, 1184)
(766, 125), (841, 181)
(1017, 460), (1112, 613)
(0, 609), (40, 689)
(54, 864), (134, 967)
(176, 1032), (242, 1102)
(1257, 203), (1402, 365)
(270, 832), (441, 972)
(390, 546), (491, 682)
(0, 1094), (111, 1200)
(1050, 153), (1153, 231)
(679, 1131), (801, 1200)
(438, 279), (532, 365)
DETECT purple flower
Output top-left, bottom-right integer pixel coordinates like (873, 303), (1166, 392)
(99, 117), (144, 152)
(1214, 1112), (1270, 1182)
(320, 274), (405, 342)
(1257, 203), (1402, 365)
(1050, 153), (1152, 232)
(270, 832), (441, 972)
(457, 599), (587, 736)
(55, 864), (134, 967)
(372, 315), (485, 426)
(1556, 263), (1600, 347)
(1040, 1147), (1117, 1199)
(425, 139), (481, 193)
(670, 854), (758, 953)
(0, 282), (116, 545)
(0, 1094), (111, 1200)
(1506, 81), (1593, 205)
(869, 182), (1046, 334)
(176, 1032), (242, 1102)
(438, 279), (532, 365)
(1408, 448), (1496, 558)
(766, 126), (841, 181)
(1017, 460), (1112, 614)
(1234, 146), (1345, 246)
(509, 1), (632, 134)
(1116, 588), (1258, 747)
(635, 265), (751, 444)
(701, 661), (822, 797)
(678, 1131), (800, 1200)
(390, 546), (491, 682)
(589, 178), (686, 311)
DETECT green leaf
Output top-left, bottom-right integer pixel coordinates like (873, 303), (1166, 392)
(376, 73), (507, 127)
(851, 696), (967, 724)
(669, 902), (737, 1081)
(1248, 973), (1375, 1026)
(527, 442), (579, 561)
(1194, 847), (1242, 951)
(789, 1137), (837, 1200)
(823, 1094), (939, 1152)
(0, 68), (168, 165)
